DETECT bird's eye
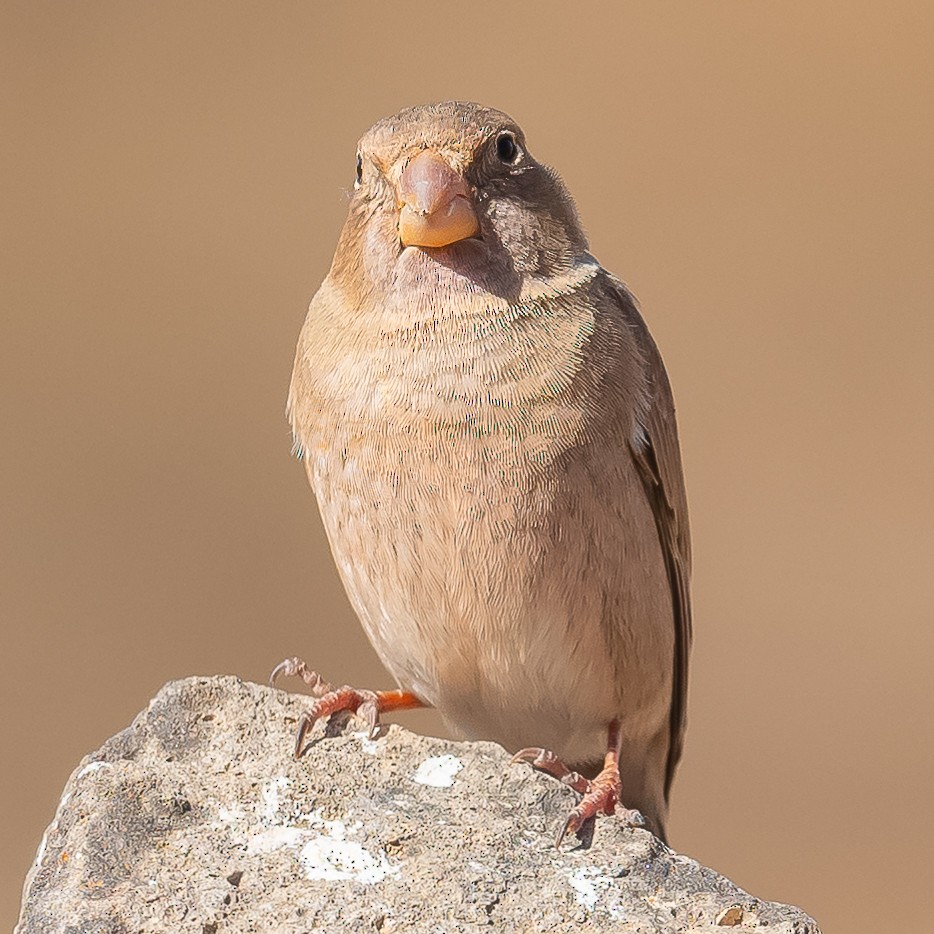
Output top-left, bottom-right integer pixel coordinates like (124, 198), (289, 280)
(355, 153), (363, 187)
(495, 131), (520, 165)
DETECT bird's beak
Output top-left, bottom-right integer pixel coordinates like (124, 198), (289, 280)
(397, 151), (480, 248)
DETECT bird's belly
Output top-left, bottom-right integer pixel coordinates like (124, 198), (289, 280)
(308, 419), (674, 766)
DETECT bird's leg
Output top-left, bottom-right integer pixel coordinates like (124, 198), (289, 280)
(558, 720), (624, 847)
(269, 656), (426, 756)
(512, 720), (644, 847)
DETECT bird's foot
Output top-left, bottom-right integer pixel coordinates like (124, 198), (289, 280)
(511, 742), (644, 847)
(270, 656), (425, 757)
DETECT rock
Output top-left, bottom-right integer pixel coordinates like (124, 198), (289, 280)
(16, 676), (822, 933)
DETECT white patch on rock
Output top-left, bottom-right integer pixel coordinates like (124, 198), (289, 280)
(567, 867), (625, 920)
(215, 803), (246, 828)
(411, 754), (463, 787)
(34, 831), (48, 867)
(299, 820), (399, 884)
(215, 785), (399, 885)
(246, 826), (314, 854)
(76, 761), (110, 780)
(259, 776), (290, 824)
(351, 730), (382, 754)
(568, 867), (600, 910)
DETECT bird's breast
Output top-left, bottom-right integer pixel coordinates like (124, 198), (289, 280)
(287, 274), (670, 759)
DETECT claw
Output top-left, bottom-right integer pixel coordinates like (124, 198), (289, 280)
(269, 657), (295, 687)
(556, 810), (581, 849)
(358, 698), (380, 738)
(294, 712), (312, 759)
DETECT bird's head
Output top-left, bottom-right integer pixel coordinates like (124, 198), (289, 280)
(328, 102), (589, 303)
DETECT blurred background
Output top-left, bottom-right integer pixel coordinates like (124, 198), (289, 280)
(2, 2), (932, 930)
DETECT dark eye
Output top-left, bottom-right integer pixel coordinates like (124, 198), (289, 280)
(355, 153), (363, 186)
(495, 131), (520, 165)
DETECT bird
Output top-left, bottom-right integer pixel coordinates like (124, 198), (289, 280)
(273, 101), (692, 846)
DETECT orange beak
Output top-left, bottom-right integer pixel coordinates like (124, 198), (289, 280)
(397, 151), (480, 248)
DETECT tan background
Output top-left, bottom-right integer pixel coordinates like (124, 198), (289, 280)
(2, 2), (932, 930)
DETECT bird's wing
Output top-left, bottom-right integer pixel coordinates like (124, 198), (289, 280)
(612, 279), (693, 800)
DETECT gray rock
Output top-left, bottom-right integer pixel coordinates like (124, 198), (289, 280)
(16, 676), (821, 933)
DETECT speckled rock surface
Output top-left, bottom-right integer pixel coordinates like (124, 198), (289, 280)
(16, 676), (821, 933)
